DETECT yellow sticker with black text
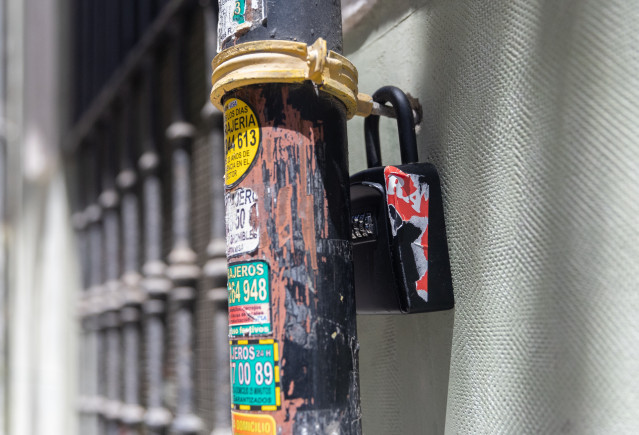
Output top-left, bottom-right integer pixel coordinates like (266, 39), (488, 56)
(224, 98), (261, 188)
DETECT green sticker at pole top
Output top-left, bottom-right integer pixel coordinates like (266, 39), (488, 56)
(233, 0), (246, 24)
(230, 339), (281, 411)
(218, 0), (267, 52)
(228, 261), (271, 337)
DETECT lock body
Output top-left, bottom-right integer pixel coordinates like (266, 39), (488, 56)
(351, 163), (454, 314)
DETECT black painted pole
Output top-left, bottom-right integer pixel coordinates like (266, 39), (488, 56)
(213, 1), (362, 433)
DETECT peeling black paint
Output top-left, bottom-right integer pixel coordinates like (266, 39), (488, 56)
(224, 83), (361, 433)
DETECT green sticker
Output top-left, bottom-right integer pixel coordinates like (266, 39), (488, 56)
(233, 0), (245, 24)
(230, 340), (281, 410)
(228, 261), (271, 337)
(218, 0), (267, 52)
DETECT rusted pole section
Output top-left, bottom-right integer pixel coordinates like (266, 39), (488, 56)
(118, 83), (146, 434)
(202, 2), (232, 434)
(165, 9), (204, 434)
(212, 1), (362, 433)
(139, 54), (172, 435)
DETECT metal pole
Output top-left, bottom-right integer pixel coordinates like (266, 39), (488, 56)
(139, 54), (172, 435)
(166, 9), (204, 434)
(212, 1), (362, 432)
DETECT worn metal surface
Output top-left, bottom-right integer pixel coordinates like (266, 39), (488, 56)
(209, 38), (360, 119)
(223, 84), (361, 433)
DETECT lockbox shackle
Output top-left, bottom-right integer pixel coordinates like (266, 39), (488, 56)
(364, 86), (419, 168)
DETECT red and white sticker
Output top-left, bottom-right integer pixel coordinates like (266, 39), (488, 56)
(384, 166), (429, 302)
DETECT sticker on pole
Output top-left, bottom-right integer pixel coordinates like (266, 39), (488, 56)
(230, 339), (281, 411)
(226, 187), (260, 257)
(218, 0), (267, 52)
(385, 166), (430, 302)
(224, 98), (261, 188)
(232, 412), (276, 435)
(228, 261), (271, 337)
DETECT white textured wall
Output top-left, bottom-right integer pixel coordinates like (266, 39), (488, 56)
(6, 0), (77, 434)
(345, 1), (639, 433)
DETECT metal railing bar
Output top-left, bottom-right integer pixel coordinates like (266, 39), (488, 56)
(66, 0), (194, 154)
(139, 52), (172, 435)
(201, 3), (231, 433)
(98, 110), (124, 434)
(71, 149), (91, 434)
(166, 8), (203, 433)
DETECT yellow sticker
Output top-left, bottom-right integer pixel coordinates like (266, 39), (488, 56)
(224, 98), (261, 187)
(232, 411), (276, 435)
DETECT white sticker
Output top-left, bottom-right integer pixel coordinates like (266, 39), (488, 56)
(225, 187), (260, 257)
(217, 0), (267, 52)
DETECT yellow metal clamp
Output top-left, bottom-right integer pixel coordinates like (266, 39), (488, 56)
(210, 38), (374, 119)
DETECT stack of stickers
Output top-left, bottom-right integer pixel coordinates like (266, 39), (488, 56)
(224, 96), (278, 433)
